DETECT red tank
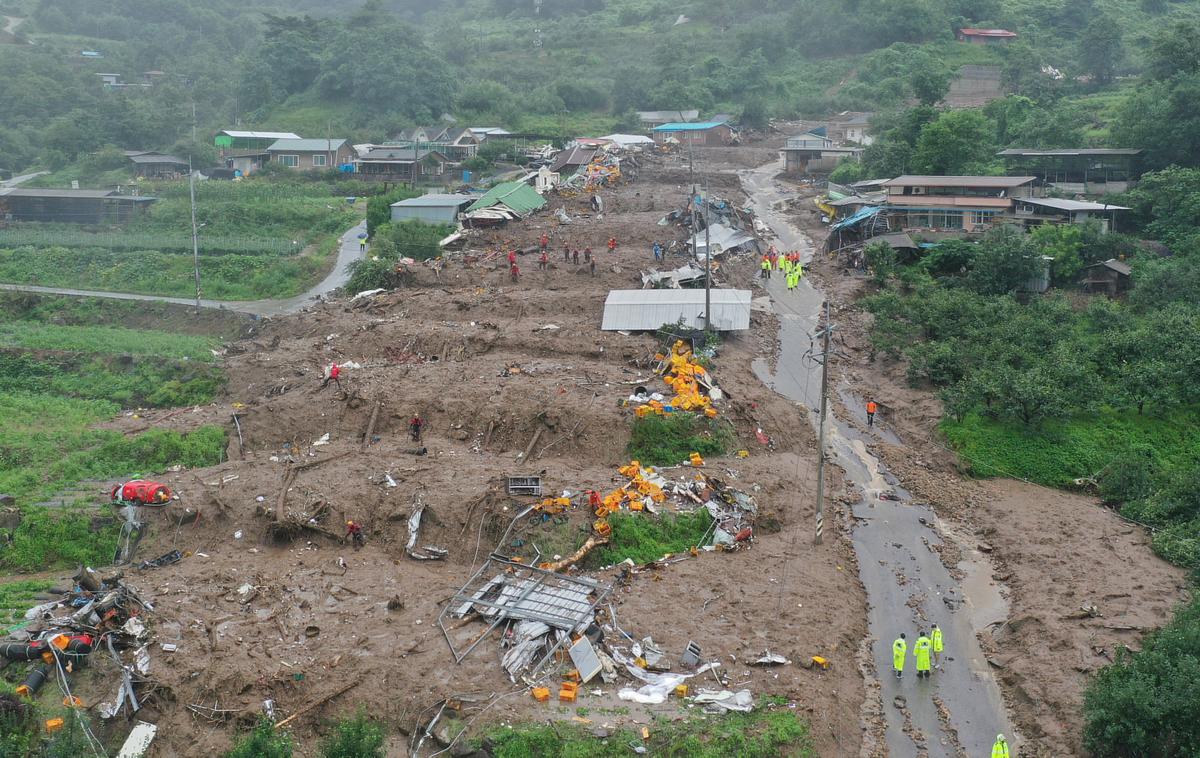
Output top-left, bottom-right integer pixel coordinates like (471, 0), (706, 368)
(110, 480), (172, 505)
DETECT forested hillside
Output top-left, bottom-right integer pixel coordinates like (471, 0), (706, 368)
(1, 0), (1198, 172)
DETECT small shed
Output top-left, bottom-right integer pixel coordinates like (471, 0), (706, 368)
(601, 289), (752, 332)
(390, 194), (474, 224)
(465, 181), (546, 217)
(1080, 258), (1132, 297)
(125, 151), (189, 178)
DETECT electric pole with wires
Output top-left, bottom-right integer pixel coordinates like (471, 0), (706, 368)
(812, 301), (834, 544)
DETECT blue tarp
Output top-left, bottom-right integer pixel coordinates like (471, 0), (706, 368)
(829, 206), (881, 232)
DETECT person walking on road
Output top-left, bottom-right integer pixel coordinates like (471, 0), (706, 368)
(992, 734), (1010, 758)
(866, 399), (878, 427)
(760, 256), (771, 280)
(914, 631), (932, 679)
(359, 237), (366, 253)
(892, 633), (907, 678)
(931, 624), (943, 669)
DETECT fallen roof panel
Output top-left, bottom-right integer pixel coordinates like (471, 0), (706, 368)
(601, 289), (752, 331)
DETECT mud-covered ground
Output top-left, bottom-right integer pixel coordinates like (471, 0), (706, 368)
(66, 143), (871, 757)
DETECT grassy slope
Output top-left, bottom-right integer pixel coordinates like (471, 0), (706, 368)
(942, 408), (1200, 487)
(0, 299), (230, 571)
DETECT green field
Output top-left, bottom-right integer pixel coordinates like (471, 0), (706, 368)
(0, 296), (232, 571)
(0, 178), (360, 300)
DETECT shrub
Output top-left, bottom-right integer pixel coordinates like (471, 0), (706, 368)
(320, 710), (385, 758)
(627, 414), (731, 467)
(226, 718), (293, 758)
(588, 510), (713, 567)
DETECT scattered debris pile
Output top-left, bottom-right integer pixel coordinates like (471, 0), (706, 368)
(628, 339), (722, 418)
(2, 568), (159, 751)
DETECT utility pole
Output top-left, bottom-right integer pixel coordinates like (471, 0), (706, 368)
(188, 157), (201, 308)
(813, 301), (834, 545)
(688, 136), (697, 288)
(703, 176), (711, 330)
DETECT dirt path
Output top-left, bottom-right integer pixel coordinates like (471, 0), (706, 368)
(741, 159), (1014, 756)
(0, 220), (366, 316)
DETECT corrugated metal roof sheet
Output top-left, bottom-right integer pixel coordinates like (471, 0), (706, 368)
(219, 130), (300, 140)
(391, 194), (474, 208)
(465, 181), (546, 215)
(652, 121), (729, 132)
(829, 206), (881, 231)
(601, 289), (752, 331)
(550, 145), (596, 173)
(997, 148), (1142, 156)
(1019, 197), (1130, 212)
(884, 175), (1036, 188)
(267, 138), (348, 152)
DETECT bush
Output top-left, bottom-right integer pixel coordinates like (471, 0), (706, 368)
(320, 710), (385, 758)
(627, 414), (731, 467)
(1082, 596), (1200, 756)
(227, 718), (293, 758)
(588, 510), (713, 567)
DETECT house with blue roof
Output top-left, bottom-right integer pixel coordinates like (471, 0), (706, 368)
(650, 120), (735, 146)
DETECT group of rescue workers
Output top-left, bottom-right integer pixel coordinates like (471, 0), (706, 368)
(759, 246), (805, 291)
(893, 627), (1011, 756)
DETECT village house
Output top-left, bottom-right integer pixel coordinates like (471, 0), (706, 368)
(124, 151), (189, 179)
(998, 148), (1144, 195)
(214, 130), (299, 152)
(392, 127), (480, 162)
(637, 110), (700, 129)
(0, 187), (155, 224)
(956, 27), (1017, 44)
(266, 138), (354, 171)
(882, 175), (1038, 233)
(651, 121), (734, 146)
(549, 144), (597, 176)
(354, 146), (451, 183)
(781, 133), (863, 175)
(826, 113), (874, 145)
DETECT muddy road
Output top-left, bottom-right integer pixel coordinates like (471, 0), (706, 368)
(741, 160), (1014, 756)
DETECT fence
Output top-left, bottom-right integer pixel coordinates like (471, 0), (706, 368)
(0, 228), (299, 256)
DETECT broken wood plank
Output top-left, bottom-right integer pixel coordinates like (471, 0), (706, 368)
(519, 427), (544, 462)
(273, 680), (361, 729)
(362, 402), (381, 452)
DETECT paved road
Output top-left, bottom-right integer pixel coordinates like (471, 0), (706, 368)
(742, 161), (1014, 756)
(0, 220), (367, 317)
(0, 170), (48, 187)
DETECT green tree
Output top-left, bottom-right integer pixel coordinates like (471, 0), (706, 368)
(1083, 597), (1200, 756)
(965, 227), (1043, 295)
(864, 240), (897, 285)
(912, 110), (996, 175)
(1145, 19), (1200, 81)
(1079, 14), (1123, 86)
(1030, 224), (1084, 286)
(910, 66), (951, 106)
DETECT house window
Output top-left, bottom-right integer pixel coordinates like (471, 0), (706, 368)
(312, 154), (327, 167)
(279, 155), (299, 168)
(907, 212), (930, 228)
(971, 210), (997, 226)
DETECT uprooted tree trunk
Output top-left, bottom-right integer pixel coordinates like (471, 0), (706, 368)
(542, 534), (609, 572)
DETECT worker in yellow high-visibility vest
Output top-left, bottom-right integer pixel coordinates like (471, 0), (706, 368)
(931, 624), (944, 669)
(892, 633), (906, 678)
(914, 631), (932, 679)
(992, 733), (1010, 758)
